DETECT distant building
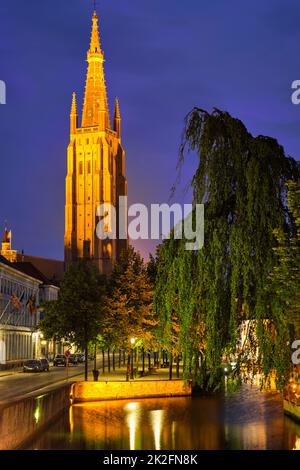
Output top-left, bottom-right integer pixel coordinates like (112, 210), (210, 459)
(0, 255), (41, 368)
(64, 11), (127, 276)
(16, 253), (64, 284)
(0, 250), (61, 368)
(0, 226), (64, 284)
(1, 227), (17, 263)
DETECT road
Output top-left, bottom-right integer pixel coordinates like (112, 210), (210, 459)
(0, 363), (90, 403)
(0, 353), (122, 403)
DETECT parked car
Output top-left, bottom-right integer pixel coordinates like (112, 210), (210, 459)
(23, 359), (46, 373)
(75, 353), (85, 363)
(53, 354), (67, 367)
(39, 358), (50, 371)
(68, 354), (78, 366)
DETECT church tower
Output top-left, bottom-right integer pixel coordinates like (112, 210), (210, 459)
(64, 11), (127, 275)
(1, 226), (17, 263)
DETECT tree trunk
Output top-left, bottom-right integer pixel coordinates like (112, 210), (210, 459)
(176, 355), (180, 378)
(94, 343), (97, 371)
(85, 343), (88, 381)
(148, 353), (151, 370)
(142, 348), (145, 375)
(108, 349), (111, 373)
(113, 351), (115, 371)
(53, 338), (56, 359)
(118, 349), (121, 368)
(102, 349), (105, 374)
(130, 348), (134, 379)
(136, 347), (139, 374)
(169, 353), (173, 381)
(126, 351), (131, 381)
(123, 350), (126, 366)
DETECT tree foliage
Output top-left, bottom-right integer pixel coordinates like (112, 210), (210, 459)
(260, 181), (300, 386)
(39, 260), (107, 379)
(155, 108), (300, 389)
(102, 246), (158, 351)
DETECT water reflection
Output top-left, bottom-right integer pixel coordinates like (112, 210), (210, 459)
(150, 410), (165, 450)
(124, 402), (140, 450)
(26, 384), (300, 450)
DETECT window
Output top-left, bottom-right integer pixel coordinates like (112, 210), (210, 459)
(79, 162), (83, 175)
(87, 161), (91, 174)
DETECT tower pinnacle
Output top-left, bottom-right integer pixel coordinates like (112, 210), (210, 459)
(81, 11), (110, 129)
(114, 97), (121, 139)
(70, 92), (78, 134)
(89, 10), (101, 55)
(2, 225), (10, 244)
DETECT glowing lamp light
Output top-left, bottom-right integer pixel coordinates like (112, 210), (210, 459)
(130, 337), (136, 346)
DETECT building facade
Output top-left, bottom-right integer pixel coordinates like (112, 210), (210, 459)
(0, 255), (41, 368)
(13, 261), (60, 360)
(0, 254), (60, 368)
(64, 11), (127, 276)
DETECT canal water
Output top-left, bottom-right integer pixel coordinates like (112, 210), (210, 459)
(27, 384), (300, 450)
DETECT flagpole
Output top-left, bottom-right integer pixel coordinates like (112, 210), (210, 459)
(0, 298), (12, 323)
(2, 289), (26, 326)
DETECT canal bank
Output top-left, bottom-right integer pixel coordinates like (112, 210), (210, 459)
(71, 379), (192, 403)
(0, 382), (71, 450)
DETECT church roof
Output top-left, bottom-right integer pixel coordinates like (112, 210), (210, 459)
(13, 262), (54, 285)
(0, 254), (13, 268)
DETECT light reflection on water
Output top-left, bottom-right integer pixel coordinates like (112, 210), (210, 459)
(27, 384), (300, 450)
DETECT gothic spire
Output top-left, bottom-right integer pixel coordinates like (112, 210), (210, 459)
(114, 97), (121, 138)
(2, 226), (10, 244)
(81, 11), (110, 129)
(70, 92), (78, 134)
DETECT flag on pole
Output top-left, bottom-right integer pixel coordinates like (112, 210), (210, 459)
(10, 293), (22, 310)
(26, 296), (37, 314)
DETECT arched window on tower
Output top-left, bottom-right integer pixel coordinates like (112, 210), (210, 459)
(79, 162), (83, 175)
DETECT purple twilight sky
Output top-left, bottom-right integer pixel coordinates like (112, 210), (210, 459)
(0, 0), (300, 261)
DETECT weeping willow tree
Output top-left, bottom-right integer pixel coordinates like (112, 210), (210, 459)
(260, 181), (300, 386)
(154, 108), (300, 390)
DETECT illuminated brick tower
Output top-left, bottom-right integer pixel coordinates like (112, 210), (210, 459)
(64, 11), (127, 275)
(1, 226), (17, 263)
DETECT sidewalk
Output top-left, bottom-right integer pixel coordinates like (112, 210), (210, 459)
(0, 367), (23, 378)
(85, 365), (182, 382)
